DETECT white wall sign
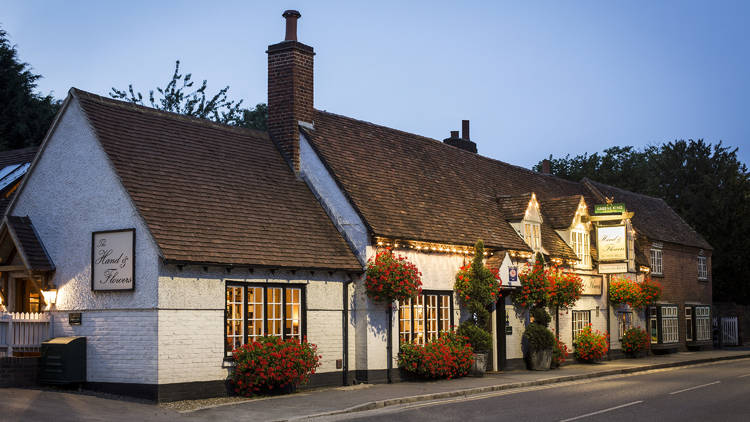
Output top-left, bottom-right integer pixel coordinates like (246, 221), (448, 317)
(92, 228), (135, 291)
(598, 262), (628, 274)
(597, 225), (627, 261)
(580, 275), (603, 296)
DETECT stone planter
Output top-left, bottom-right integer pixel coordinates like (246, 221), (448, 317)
(471, 352), (487, 377)
(526, 348), (552, 371)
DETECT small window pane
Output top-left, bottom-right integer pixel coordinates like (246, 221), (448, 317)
(285, 288), (302, 339)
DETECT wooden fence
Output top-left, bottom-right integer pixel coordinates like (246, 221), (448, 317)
(0, 312), (51, 357)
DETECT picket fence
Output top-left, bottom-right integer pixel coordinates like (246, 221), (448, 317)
(0, 312), (51, 357)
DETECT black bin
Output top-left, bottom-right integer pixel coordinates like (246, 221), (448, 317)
(40, 337), (86, 384)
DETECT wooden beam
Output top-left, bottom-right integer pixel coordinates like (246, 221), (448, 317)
(0, 265), (27, 272)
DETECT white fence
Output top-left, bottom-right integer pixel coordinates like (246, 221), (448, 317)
(721, 316), (739, 346)
(0, 312), (51, 357)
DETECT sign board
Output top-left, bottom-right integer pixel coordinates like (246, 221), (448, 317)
(508, 266), (518, 283)
(580, 275), (603, 296)
(597, 225), (627, 261)
(92, 229), (135, 291)
(505, 326), (513, 335)
(594, 203), (626, 214)
(68, 312), (82, 325)
(598, 262), (628, 274)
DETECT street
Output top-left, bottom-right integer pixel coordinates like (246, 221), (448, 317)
(323, 359), (750, 422)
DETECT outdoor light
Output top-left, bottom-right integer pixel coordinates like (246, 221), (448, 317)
(41, 288), (58, 305)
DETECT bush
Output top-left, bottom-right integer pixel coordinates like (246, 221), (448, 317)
(531, 307), (551, 327)
(609, 276), (662, 309)
(574, 325), (609, 362)
(457, 320), (492, 353)
(621, 327), (650, 355)
(523, 323), (555, 352)
(398, 332), (474, 379)
(552, 337), (569, 366)
(365, 248), (422, 303)
(230, 336), (321, 396)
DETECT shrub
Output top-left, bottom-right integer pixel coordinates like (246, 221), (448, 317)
(513, 260), (549, 308)
(398, 331), (474, 379)
(231, 336), (321, 396)
(621, 327), (650, 355)
(548, 268), (584, 311)
(365, 248), (422, 303)
(531, 307), (551, 327)
(552, 337), (569, 366)
(523, 323), (555, 352)
(574, 325), (609, 362)
(512, 261), (582, 311)
(609, 276), (662, 309)
(457, 320), (492, 353)
(638, 277), (662, 308)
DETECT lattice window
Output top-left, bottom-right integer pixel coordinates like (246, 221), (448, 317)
(398, 292), (453, 345)
(650, 248), (663, 275)
(695, 306), (711, 341)
(698, 256), (708, 280)
(661, 306), (679, 343)
(572, 310), (591, 340)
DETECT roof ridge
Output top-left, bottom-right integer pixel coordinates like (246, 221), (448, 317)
(585, 177), (670, 203)
(71, 87), (269, 139)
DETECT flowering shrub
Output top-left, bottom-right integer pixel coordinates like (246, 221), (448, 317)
(574, 325), (609, 362)
(454, 262), (502, 306)
(512, 261), (583, 310)
(398, 331), (474, 379)
(552, 337), (569, 366)
(231, 336), (321, 396)
(609, 276), (662, 309)
(621, 327), (650, 355)
(547, 268), (584, 310)
(366, 248), (422, 303)
(513, 260), (548, 308)
(455, 240), (498, 353)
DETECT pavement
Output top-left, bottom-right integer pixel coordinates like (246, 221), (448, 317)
(2, 347), (750, 422)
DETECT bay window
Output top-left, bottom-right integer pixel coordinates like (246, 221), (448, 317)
(685, 305), (711, 343)
(225, 283), (304, 355)
(649, 304), (679, 346)
(399, 291), (453, 345)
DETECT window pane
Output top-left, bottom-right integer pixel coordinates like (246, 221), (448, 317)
(414, 295), (425, 345)
(247, 287), (264, 341)
(285, 288), (302, 339)
(426, 295), (439, 341)
(440, 295), (450, 333)
(399, 299), (412, 343)
(268, 287), (283, 337)
(226, 286), (244, 353)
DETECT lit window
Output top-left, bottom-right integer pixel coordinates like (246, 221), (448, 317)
(225, 283), (304, 355)
(650, 248), (663, 275)
(572, 310), (591, 340)
(572, 231), (591, 267)
(399, 292), (453, 345)
(698, 256), (708, 280)
(649, 307), (658, 344)
(617, 311), (632, 340)
(524, 222), (541, 251)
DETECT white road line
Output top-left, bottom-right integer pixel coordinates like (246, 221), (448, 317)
(739, 373), (750, 378)
(669, 381), (721, 395)
(559, 401), (643, 422)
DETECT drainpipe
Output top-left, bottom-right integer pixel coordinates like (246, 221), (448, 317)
(606, 274), (611, 360)
(342, 275), (353, 386)
(387, 303), (393, 383)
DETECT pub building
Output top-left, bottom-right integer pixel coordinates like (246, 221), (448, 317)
(0, 10), (712, 400)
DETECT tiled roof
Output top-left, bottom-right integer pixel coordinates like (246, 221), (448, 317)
(72, 89), (361, 271)
(4, 216), (54, 271)
(541, 223), (579, 261)
(495, 194), (532, 221)
(583, 178), (712, 250)
(540, 196), (582, 229)
(0, 147), (37, 169)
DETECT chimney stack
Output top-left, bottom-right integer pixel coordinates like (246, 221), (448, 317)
(542, 159), (551, 174)
(443, 121), (477, 153)
(267, 10), (315, 173)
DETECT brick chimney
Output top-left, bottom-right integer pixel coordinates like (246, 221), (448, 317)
(267, 10), (314, 173)
(442, 120), (477, 153)
(541, 159), (551, 174)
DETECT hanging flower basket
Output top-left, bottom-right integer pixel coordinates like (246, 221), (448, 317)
(365, 248), (422, 303)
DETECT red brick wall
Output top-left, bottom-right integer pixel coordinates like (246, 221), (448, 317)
(267, 41), (315, 173)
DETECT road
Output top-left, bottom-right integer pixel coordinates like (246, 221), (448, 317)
(320, 359), (750, 422)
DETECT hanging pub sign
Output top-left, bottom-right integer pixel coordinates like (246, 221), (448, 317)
(580, 275), (603, 296)
(597, 225), (627, 262)
(508, 266), (518, 283)
(92, 228), (135, 291)
(594, 203), (626, 214)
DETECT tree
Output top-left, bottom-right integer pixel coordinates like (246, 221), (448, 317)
(535, 140), (750, 304)
(0, 28), (61, 151)
(111, 60), (267, 130)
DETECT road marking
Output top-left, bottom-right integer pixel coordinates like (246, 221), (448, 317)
(559, 401), (643, 422)
(669, 381), (720, 395)
(739, 374), (750, 378)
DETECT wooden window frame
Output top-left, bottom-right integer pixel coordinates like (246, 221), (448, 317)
(697, 255), (708, 281)
(650, 248), (663, 276)
(572, 310), (591, 341)
(398, 290), (454, 346)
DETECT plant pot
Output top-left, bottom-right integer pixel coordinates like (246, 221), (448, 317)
(471, 352), (487, 377)
(526, 348), (552, 371)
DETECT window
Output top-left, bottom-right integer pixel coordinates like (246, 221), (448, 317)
(617, 311), (632, 340)
(649, 307), (658, 344)
(695, 306), (711, 341)
(225, 283), (304, 355)
(572, 230), (591, 267)
(698, 255), (708, 280)
(650, 247), (663, 275)
(399, 292), (453, 345)
(661, 305), (679, 343)
(524, 222), (541, 251)
(685, 307), (693, 342)
(572, 310), (591, 340)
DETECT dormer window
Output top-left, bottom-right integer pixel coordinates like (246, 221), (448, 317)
(524, 222), (541, 251)
(572, 230), (591, 268)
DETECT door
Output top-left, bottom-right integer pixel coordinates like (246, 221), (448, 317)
(496, 304), (507, 371)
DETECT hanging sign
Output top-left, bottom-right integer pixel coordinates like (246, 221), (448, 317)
(594, 203), (626, 214)
(598, 262), (628, 274)
(597, 225), (627, 261)
(580, 275), (603, 296)
(92, 228), (135, 291)
(508, 266), (518, 283)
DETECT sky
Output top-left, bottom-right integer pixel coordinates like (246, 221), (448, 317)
(3, 0), (749, 168)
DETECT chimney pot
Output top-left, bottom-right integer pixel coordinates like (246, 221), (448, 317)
(461, 120), (470, 140)
(450, 130), (459, 138)
(283, 10), (302, 41)
(542, 159), (551, 174)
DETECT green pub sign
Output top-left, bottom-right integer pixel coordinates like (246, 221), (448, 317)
(594, 203), (626, 214)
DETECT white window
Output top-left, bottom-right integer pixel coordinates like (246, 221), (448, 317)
(695, 306), (711, 341)
(572, 310), (591, 340)
(524, 222), (541, 251)
(650, 247), (663, 275)
(698, 255), (708, 280)
(661, 305), (679, 343)
(617, 311), (632, 340)
(572, 230), (591, 267)
(399, 292), (452, 345)
(649, 307), (658, 344)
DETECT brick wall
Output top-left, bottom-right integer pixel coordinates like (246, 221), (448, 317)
(0, 357), (39, 387)
(267, 40), (315, 172)
(157, 310), (227, 384)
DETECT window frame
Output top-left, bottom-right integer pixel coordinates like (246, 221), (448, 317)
(224, 282), (307, 356)
(571, 230), (591, 268)
(697, 255), (708, 281)
(650, 247), (663, 276)
(685, 306), (693, 342)
(572, 310), (591, 341)
(524, 222), (541, 251)
(398, 290), (454, 346)
(687, 305), (711, 342)
(616, 310), (633, 340)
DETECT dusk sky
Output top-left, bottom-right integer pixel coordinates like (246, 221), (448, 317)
(4, 0), (749, 168)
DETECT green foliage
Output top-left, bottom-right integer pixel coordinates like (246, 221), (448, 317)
(0, 27), (61, 151)
(535, 141), (750, 304)
(531, 307), (551, 327)
(523, 323), (555, 352)
(457, 320), (492, 353)
(621, 327), (649, 355)
(111, 60), (267, 130)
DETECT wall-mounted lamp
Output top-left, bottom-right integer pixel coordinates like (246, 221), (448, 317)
(41, 288), (58, 306)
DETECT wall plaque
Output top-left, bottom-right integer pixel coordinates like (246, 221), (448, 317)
(69, 312), (82, 325)
(92, 228), (135, 291)
(580, 275), (603, 296)
(598, 262), (628, 274)
(597, 225), (627, 261)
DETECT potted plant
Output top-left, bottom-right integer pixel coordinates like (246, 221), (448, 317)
(551, 336), (569, 369)
(523, 307), (555, 370)
(574, 325), (609, 363)
(454, 240), (502, 376)
(621, 327), (649, 358)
